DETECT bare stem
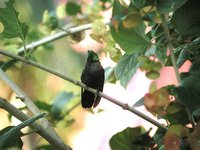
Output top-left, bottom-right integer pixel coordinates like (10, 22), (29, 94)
(161, 15), (196, 127)
(17, 20), (110, 54)
(0, 49), (167, 131)
(161, 14), (181, 84)
(0, 97), (71, 150)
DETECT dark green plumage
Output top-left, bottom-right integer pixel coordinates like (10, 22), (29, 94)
(81, 50), (105, 108)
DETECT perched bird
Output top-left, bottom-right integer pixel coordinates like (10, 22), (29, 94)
(81, 50), (105, 108)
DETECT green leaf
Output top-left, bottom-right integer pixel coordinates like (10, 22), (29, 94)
(172, 38), (200, 68)
(133, 128), (155, 149)
(189, 60), (200, 73)
(177, 48), (190, 68)
(175, 74), (200, 114)
(42, 10), (58, 30)
(36, 145), (53, 150)
(0, 0), (28, 40)
(109, 127), (146, 150)
(65, 1), (81, 16)
(164, 102), (190, 125)
(35, 100), (52, 112)
(167, 125), (185, 136)
(114, 53), (140, 88)
(104, 66), (117, 83)
(0, 59), (16, 71)
(177, 39), (200, 68)
(0, 126), (23, 149)
(155, 46), (168, 64)
(159, 145), (165, 150)
(0, 113), (45, 149)
(111, 24), (151, 54)
(131, 0), (146, 8)
(50, 91), (74, 120)
(193, 110), (200, 122)
(0, 61), (5, 67)
(153, 128), (166, 148)
(0, 1), (8, 8)
(157, 0), (187, 14)
(165, 52), (180, 67)
(112, 0), (126, 17)
(111, 1), (151, 54)
(133, 97), (144, 107)
(171, 0), (200, 36)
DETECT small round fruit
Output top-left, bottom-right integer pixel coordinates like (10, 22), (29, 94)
(137, 56), (149, 62)
(92, 20), (107, 36)
(0, 22), (3, 33)
(145, 70), (160, 79)
(140, 61), (151, 71)
(152, 62), (162, 71)
(122, 12), (141, 28)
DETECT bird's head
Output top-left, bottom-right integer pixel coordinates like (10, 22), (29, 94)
(87, 50), (100, 63)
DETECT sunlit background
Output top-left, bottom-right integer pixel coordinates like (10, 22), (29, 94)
(0, 0), (191, 150)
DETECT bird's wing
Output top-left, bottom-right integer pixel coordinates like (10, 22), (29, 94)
(81, 68), (86, 82)
(93, 69), (105, 108)
(81, 68), (84, 99)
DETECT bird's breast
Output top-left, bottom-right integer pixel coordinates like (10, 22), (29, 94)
(87, 63), (104, 76)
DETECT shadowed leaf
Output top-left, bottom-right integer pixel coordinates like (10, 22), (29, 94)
(0, 0), (28, 40)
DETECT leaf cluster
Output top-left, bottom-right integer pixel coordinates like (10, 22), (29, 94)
(109, 0), (200, 149)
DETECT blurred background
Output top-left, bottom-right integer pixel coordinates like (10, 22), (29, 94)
(0, 0), (191, 150)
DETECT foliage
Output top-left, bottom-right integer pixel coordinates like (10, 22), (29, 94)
(34, 91), (78, 126)
(0, 113), (45, 149)
(0, 0), (28, 40)
(110, 127), (155, 150)
(114, 53), (140, 87)
(110, 0), (200, 149)
(0, 0), (200, 149)
(0, 126), (23, 149)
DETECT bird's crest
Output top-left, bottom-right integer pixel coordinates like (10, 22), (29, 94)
(87, 50), (99, 62)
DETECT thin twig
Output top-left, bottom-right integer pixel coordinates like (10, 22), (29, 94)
(161, 15), (196, 128)
(0, 49), (168, 131)
(100, 92), (168, 130)
(0, 97), (71, 150)
(17, 20), (110, 54)
(161, 15), (181, 84)
(1, 21), (110, 70)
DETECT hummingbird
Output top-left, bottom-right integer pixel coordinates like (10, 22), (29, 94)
(81, 50), (105, 108)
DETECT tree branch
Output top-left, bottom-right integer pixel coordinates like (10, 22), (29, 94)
(17, 21), (110, 54)
(0, 97), (71, 150)
(0, 67), (70, 149)
(0, 49), (168, 131)
(0, 113), (45, 147)
(0, 68), (47, 124)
